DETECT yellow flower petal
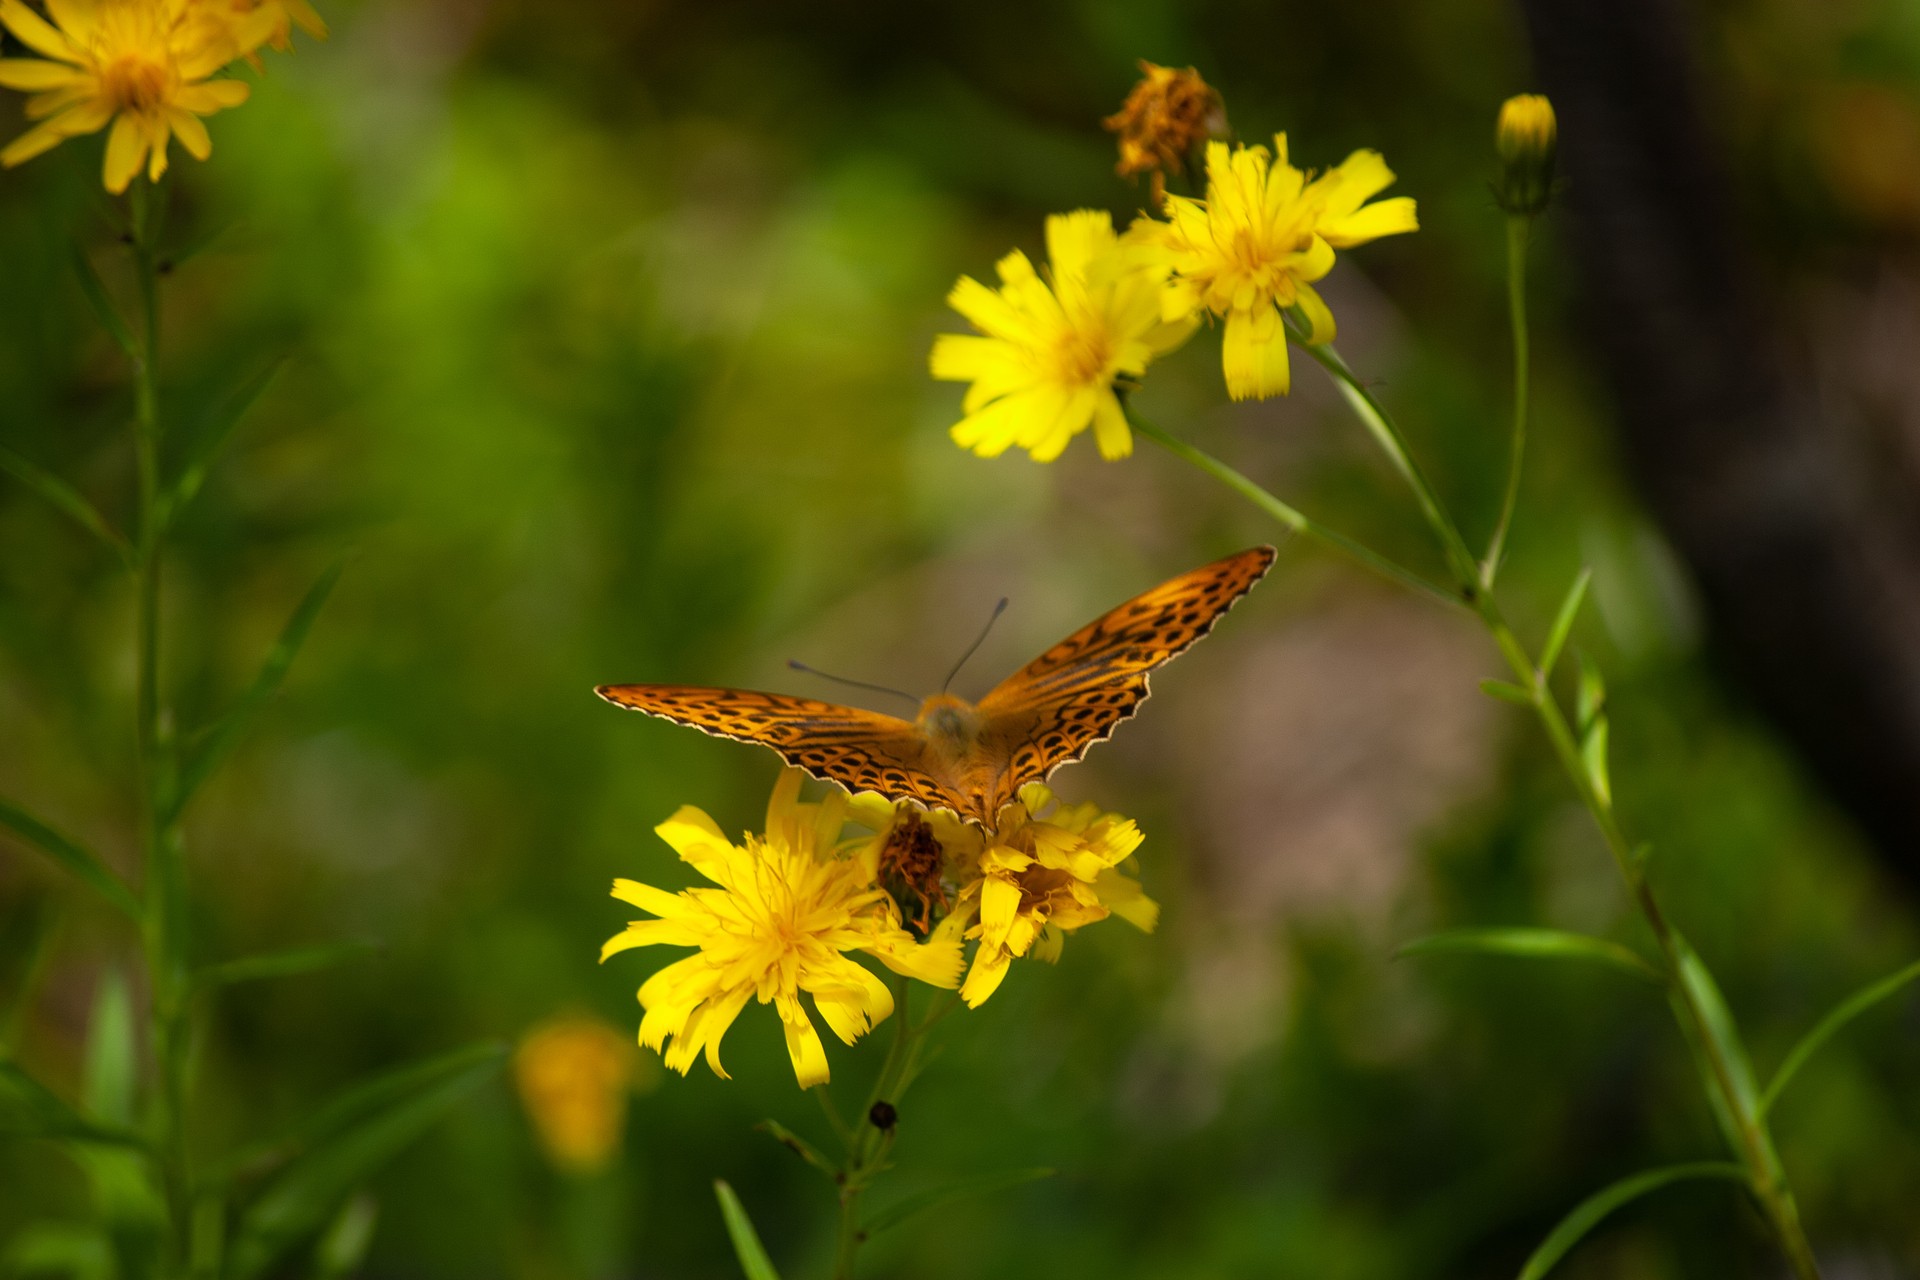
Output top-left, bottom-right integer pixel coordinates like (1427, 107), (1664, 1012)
(0, 58), (85, 90)
(0, 0), (80, 62)
(1222, 304), (1290, 401)
(102, 113), (146, 194)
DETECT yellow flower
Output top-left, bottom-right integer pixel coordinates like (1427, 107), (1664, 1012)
(512, 1013), (642, 1176)
(195, 0), (324, 57)
(0, 0), (279, 192)
(1129, 134), (1418, 400)
(601, 770), (962, 1089)
(852, 786), (1156, 1007)
(930, 209), (1196, 463)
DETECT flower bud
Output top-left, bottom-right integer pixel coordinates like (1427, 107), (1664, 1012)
(1495, 93), (1557, 217)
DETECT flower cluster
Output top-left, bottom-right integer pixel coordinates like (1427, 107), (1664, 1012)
(603, 769), (1153, 1087)
(930, 67), (1419, 459)
(0, 0), (324, 193)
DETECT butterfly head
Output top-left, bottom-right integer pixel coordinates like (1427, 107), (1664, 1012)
(914, 693), (981, 747)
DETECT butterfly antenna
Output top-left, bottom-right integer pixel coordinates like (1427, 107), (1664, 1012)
(787, 660), (922, 710)
(942, 597), (1009, 694)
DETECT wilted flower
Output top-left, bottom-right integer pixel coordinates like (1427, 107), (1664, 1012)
(1103, 59), (1226, 206)
(0, 0), (291, 192)
(1494, 93), (1556, 217)
(1129, 134), (1418, 400)
(513, 1013), (640, 1175)
(930, 209), (1196, 462)
(601, 770), (962, 1089)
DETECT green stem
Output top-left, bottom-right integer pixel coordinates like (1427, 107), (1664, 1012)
(129, 177), (191, 1274)
(1482, 215), (1531, 585)
(1128, 412), (1463, 609)
(1155, 320), (1820, 1275)
(1303, 345), (1821, 1280)
(828, 975), (926, 1280)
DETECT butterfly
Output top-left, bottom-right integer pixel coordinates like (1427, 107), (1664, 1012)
(596, 545), (1276, 826)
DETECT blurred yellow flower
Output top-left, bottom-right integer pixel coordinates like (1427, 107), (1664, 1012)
(930, 209), (1196, 463)
(513, 1013), (640, 1176)
(1129, 134), (1418, 400)
(601, 770), (962, 1089)
(1494, 93), (1556, 217)
(197, 0), (324, 57)
(0, 0), (281, 192)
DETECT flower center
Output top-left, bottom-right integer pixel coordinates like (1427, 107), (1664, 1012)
(101, 55), (170, 113)
(1049, 325), (1112, 388)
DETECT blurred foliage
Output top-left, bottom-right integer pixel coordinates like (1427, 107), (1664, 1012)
(2, 0), (1919, 1277)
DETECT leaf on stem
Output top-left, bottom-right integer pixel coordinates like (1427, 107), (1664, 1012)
(1539, 568), (1591, 678)
(1761, 956), (1920, 1116)
(1575, 653), (1606, 733)
(0, 444), (133, 566)
(1517, 1162), (1747, 1280)
(70, 243), (137, 358)
(192, 941), (381, 994)
(0, 797), (141, 921)
(311, 1193), (379, 1280)
(862, 1167), (1056, 1237)
(224, 1042), (503, 1280)
(1479, 678), (1534, 707)
(753, 1119), (835, 1177)
(1581, 717), (1611, 807)
(1395, 928), (1663, 984)
(82, 971), (135, 1126)
(0, 1061), (147, 1150)
(166, 559), (345, 825)
(1, 1222), (114, 1280)
(169, 357), (285, 514)
(713, 1181), (782, 1280)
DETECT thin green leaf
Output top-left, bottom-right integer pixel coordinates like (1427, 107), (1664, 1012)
(193, 941), (380, 994)
(862, 1167), (1055, 1237)
(0, 1061), (146, 1150)
(82, 972), (134, 1126)
(310, 1194), (378, 1280)
(70, 243), (136, 357)
(166, 559), (344, 824)
(1518, 1162), (1747, 1280)
(163, 218), (236, 270)
(1479, 678), (1534, 707)
(1582, 716), (1611, 807)
(0, 797), (141, 920)
(1762, 956), (1920, 1116)
(170, 357), (285, 513)
(753, 1119), (834, 1177)
(227, 1044), (502, 1280)
(1395, 928), (1663, 984)
(214, 1041), (504, 1183)
(1575, 653), (1606, 733)
(1669, 935), (1768, 1160)
(713, 1181), (781, 1280)
(0, 444), (132, 565)
(1540, 568), (1591, 678)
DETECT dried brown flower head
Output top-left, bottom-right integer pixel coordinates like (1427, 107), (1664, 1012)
(1103, 61), (1227, 205)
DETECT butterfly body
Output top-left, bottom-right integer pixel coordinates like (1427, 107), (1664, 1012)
(598, 546), (1276, 826)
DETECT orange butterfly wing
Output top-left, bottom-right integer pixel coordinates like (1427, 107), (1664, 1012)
(592, 685), (967, 816)
(969, 545), (1276, 818)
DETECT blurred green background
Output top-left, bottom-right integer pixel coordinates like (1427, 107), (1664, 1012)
(3, 0), (1919, 1276)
